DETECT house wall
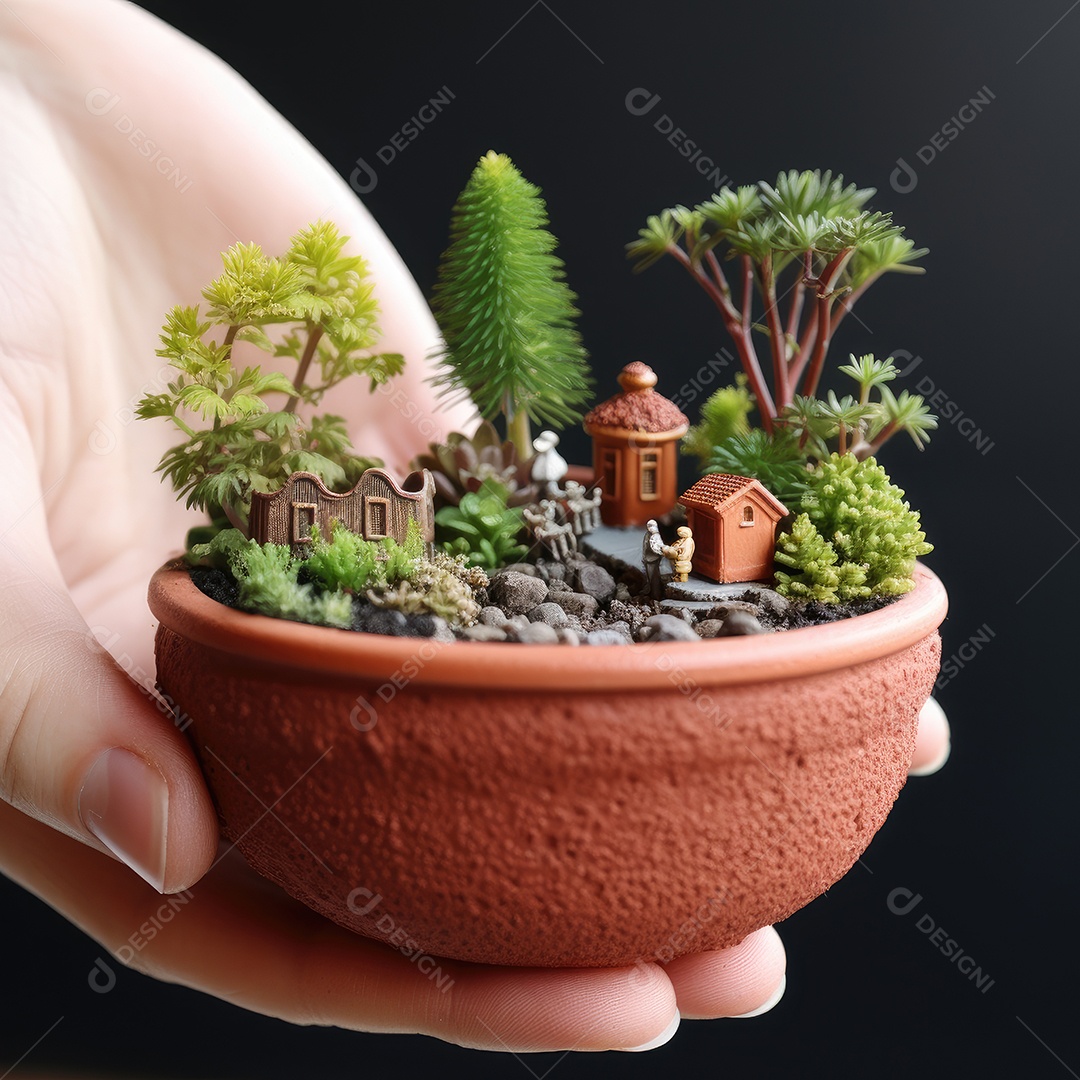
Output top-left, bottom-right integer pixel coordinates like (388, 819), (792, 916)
(248, 469), (434, 553)
(719, 492), (778, 582)
(589, 432), (680, 527)
(682, 490), (781, 583)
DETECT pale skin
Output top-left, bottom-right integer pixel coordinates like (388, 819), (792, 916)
(0, 0), (950, 1053)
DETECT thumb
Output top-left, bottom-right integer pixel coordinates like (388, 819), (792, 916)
(0, 503), (218, 896)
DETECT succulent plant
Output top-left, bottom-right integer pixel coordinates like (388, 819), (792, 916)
(411, 419), (537, 509)
(434, 477), (529, 570)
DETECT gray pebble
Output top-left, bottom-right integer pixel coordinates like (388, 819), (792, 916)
(573, 562), (617, 605)
(638, 613), (701, 643)
(512, 621), (561, 644)
(584, 628), (633, 646)
(527, 602), (572, 628)
(715, 611), (767, 636)
(487, 571), (549, 615)
(478, 605), (508, 627)
(548, 591), (599, 619)
(462, 624), (509, 642)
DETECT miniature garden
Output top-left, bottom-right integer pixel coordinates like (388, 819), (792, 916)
(139, 155), (936, 646)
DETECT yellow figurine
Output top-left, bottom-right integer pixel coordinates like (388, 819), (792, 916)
(663, 526), (695, 582)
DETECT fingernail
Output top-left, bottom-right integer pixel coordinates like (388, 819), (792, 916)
(618, 1011), (680, 1052)
(79, 748), (169, 892)
(729, 974), (786, 1018)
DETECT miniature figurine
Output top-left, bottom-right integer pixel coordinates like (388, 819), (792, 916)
(530, 429), (570, 498)
(563, 479), (602, 537)
(641, 518), (666, 599)
(523, 499), (576, 561)
(662, 526), (695, 583)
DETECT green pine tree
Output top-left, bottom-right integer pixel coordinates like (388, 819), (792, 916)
(430, 151), (593, 459)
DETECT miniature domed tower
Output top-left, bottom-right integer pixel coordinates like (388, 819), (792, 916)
(582, 362), (688, 527)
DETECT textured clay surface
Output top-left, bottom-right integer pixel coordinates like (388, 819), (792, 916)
(155, 614), (941, 968)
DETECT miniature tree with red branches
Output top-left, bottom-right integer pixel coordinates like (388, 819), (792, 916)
(627, 170), (928, 436)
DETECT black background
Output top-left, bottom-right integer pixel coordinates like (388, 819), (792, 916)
(5, 1), (1078, 1077)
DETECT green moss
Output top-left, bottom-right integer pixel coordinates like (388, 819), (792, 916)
(776, 452), (932, 601)
(367, 553), (488, 627)
(228, 539), (354, 629)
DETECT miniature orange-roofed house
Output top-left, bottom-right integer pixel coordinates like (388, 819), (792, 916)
(582, 362), (689, 527)
(678, 474), (788, 583)
(248, 468), (435, 556)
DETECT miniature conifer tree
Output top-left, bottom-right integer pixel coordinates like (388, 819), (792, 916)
(430, 151), (593, 460)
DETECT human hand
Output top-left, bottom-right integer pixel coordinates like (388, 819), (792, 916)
(0, 0), (949, 1053)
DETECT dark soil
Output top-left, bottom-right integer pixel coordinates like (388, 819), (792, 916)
(189, 552), (899, 645)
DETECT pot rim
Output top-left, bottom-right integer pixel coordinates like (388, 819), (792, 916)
(148, 559), (947, 691)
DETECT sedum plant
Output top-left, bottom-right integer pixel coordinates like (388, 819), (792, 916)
(776, 354), (937, 460)
(430, 150), (593, 460)
(300, 520), (424, 595)
(775, 453), (933, 600)
(368, 552), (488, 627)
(410, 418), (537, 510)
(434, 477), (528, 570)
(190, 530), (355, 629)
(137, 220), (404, 531)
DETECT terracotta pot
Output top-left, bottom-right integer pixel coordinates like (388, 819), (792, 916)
(148, 560), (947, 968)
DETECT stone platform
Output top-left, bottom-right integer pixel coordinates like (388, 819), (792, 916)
(579, 524), (782, 613)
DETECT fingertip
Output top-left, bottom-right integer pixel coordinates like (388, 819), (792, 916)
(666, 925), (787, 1019)
(618, 1010), (681, 1051)
(729, 973), (786, 1018)
(909, 696), (951, 776)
